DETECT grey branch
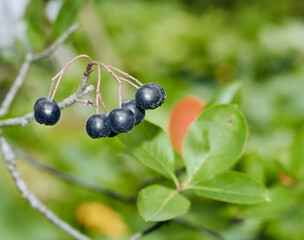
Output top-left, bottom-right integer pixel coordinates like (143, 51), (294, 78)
(0, 24), (81, 117)
(0, 53), (32, 117)
(0, 62), (94, 128)
(15, 148), (136, 204)
(174, 218), (225, 240)
(129, 222), (168, 240)
(0, 85), (94, 128)
(31, 24), (81, 62)
(0, 131), (92, 240)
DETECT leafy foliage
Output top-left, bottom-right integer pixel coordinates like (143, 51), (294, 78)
(191, 171), (268, 204)
(183, 104), (248, 183)
(118, 121), (176, 181)
(121, 102), (261, 221)
(137, 185), (190, 222)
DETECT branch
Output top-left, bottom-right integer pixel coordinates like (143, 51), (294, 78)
(0, 131), (92, 240)
(174, 218), (225, 240)
(15, 148), (136, 204)
(129, 221), (168, 240)
(31, 24), (81, 62)
(0, 64), (94, 128)
(0, 85), (93, 128)
(0, 24), (81, 117)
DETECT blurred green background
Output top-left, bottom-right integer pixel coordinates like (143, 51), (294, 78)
(1, 0), (304, 239)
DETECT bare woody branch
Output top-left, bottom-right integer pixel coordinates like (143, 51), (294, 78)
(31, 24), (81, 62)
(129, 222), (168, 240)
(0, 24), (81, 117)
(15, 148), (136, 204)
(174, 218), (225, 240)
(0, 131), (92, 240)
(0, 63), (94, 128)
(0, 85), (94, 128)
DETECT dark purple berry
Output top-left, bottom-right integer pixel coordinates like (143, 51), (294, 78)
(34, 97), (49, 109)
(121, 99), (145, 125)
(135, 83), (165, 110)
(108, 131), (119, 138)
(86, 114), (111, 139)
(109, 108), (135, 133)
(105, 111), (119, 138)
(34, 98), (61, 126)
(149, 83), (166, 105)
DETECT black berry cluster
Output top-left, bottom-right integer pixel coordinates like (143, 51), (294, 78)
(85, 82), (166, 139)
(33, 81), (166, 139)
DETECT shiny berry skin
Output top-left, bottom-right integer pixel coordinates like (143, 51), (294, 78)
(105, 111), (119, 137)
(108, 108), (135, 133)
(34, 98), (61, 125)
(135, 83), (165, 110)
(122, 99), (145, 125)
(149, 83), (166, 105)
(34, 97), (49, 109)
(86, 114), (111, 139)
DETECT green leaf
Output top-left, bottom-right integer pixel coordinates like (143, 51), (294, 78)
(25, 0), (50, 51)
(137, 185), (190, 222)
(244, 185), (294, 218)
(118, 121), (177, 181)
(183, 104), (248, 183)
(53, 0), (87, 38)
(207, 82), (242, 107)
(190, 172), (268, 204)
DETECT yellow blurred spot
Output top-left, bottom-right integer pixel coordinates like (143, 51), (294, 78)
(76, 202), (128, 238)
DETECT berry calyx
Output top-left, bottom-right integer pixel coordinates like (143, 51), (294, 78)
(135, 83), (166, 110)
(34, 98), (61, 126)
(108, 108), (135, 133)
(86, 113), (111, 139)
(121, 99), (145, 125)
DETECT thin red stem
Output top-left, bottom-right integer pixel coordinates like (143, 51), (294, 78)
(107, 65), (143, 86)
(95, 65), (101, 113)
(119, 77), (140, 89)
(122, 89), (127, 101)
(98, 93), (107, 113)
(99, 63), (124, 107)
(50, 55), (92, 100)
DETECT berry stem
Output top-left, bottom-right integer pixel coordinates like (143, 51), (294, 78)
(98, 93), (107, 112)
(95, 64), (101, 113)
(96, 64), (107, 113)
(99, 63), (125, 107)
(119, 77), (140, 89)
(50, 55), (92, 100)
(107, 65), (143, 86)
(122, 89), (128, 101)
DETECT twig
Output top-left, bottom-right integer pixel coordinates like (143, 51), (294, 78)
(0, 24), (81, 117)
(14, 148), (136, 204)
(0, 65), (95, 128)
(129, 221), (168, 240)
(0, 53), (32, 117)
(0, 131), (92, 240)
(107, 65), (143, 86)
(31, 24), (81, 62)
(174, 218), (225, 240)
(50, 55), (91, 99)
